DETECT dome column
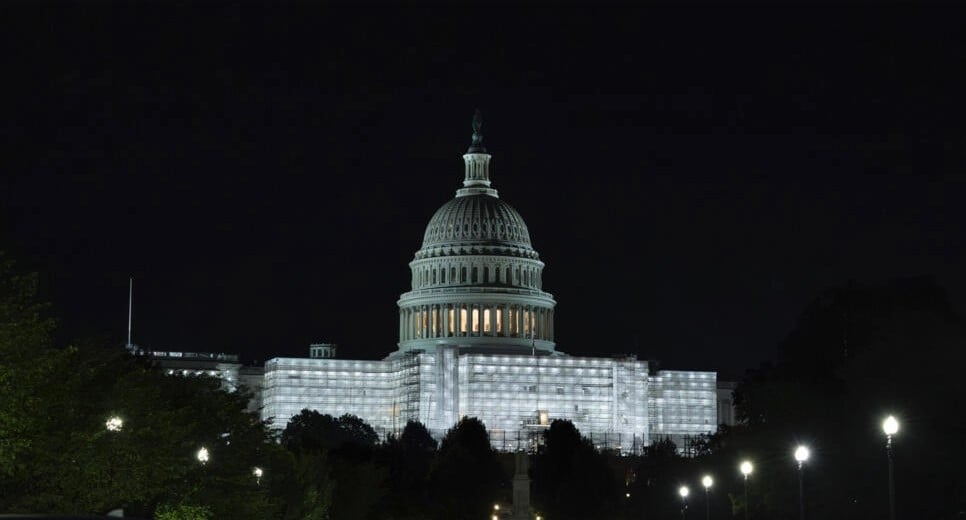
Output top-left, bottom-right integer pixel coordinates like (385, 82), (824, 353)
(442, 303), (449, 338)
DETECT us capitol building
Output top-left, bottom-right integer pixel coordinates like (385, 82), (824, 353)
(239, 113), (718, 453)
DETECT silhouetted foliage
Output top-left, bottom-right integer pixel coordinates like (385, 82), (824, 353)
(642, 436), (678, 461)
(727, 277), (966, 519)
(280, 410), (387, 519)
(531, 420), (617, 520)
(0, 254), (288, 518)
(428, 417), (505, 520)
(400, 419), (437, 454)
(281, 410), (378, 454)
(373, 420), (437, 519)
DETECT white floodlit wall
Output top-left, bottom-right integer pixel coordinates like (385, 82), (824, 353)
(261, 352), (717, 454)
(453, 353), (650, 452)
(261, 357), (400, 432)
(648, 370), (717, 451)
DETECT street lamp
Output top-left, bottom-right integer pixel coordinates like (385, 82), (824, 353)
(701, 475), (713, 520)
(794, 445), (810, 520)
(883, 415), (899, 520)
(196, 447), (209, 465)
(105, 416), (123, 432)
(679, 485), (690, 520)
(253, 466), (263, 485)
(739, 460), (753, 520)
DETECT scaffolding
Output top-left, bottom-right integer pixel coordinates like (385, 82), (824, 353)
(261, 353), (717, 455)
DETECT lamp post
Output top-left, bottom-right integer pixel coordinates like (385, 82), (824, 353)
(794, 446), (810, 520)
(701, 475), (713, 520)
(883, 415), (899, 520)
(739, 461), (753, 520)
(104, 416), (124, 500)
(253, 467), (263, 485)
(679, 485), (690, 520)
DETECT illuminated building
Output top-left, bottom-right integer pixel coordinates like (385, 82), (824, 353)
(260, 113), (717, 452)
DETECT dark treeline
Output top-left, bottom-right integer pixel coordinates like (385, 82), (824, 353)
(2, 252), (964, 518)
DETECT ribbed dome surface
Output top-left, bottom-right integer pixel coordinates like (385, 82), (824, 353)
(421, 194), (532, 249)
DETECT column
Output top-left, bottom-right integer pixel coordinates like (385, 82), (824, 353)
(423, 305), (429, 338)
(549, 310), (554, 341)
(431, 305), (437, 338)
(442, 304), (449, 337)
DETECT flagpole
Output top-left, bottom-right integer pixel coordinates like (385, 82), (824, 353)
(127, 276), (133, 350)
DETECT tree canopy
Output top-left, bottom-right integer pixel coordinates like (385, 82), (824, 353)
(0, 255), (289, 518)
(427, 417), (506, 520)
(728, 277), (966, 518)
(531, 419), (618, 520)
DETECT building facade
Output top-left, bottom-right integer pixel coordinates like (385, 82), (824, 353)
(260, 114), (717, 452)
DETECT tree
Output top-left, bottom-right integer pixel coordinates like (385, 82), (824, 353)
(282, 410), (378, 454)
(376, 420), (438, 519)
(0, 254), (288, 518)
(399, 420), (437, 454)
(0, 254), (56, 478)
(531, 420), (616, 520)
(428, 417), (505, 520)
(280, 410), (388, 520)
(730, 277), (966, 519)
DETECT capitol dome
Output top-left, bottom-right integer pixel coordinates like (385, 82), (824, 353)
(417, 194), (537, 259)
(394, 112), (557, 356)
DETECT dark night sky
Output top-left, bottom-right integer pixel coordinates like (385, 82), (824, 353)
(2, 6), (964, 378)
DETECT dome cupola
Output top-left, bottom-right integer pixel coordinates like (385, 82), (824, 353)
(394, 111), (557, 357)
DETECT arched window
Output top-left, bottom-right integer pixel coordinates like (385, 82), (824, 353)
(483, 266), (489, 284)
(471, 266), (478, 283)
(506, 267), (511, 284)
(483, 308), (491, 333)
(460, 306), (468, 334)
(432, 269), (436, 284)
(451, 266), (456, 282)
(441, 268), (446, 284)
(461, 267), (467, 283)
(472, 307), (480, 333)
